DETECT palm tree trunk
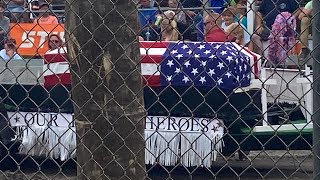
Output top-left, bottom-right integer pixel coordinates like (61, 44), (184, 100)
(65, 0), (146, 179)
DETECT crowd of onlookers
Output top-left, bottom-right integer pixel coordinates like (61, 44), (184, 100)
(0, 0), (65, 60)
(0, 0), (314, 64)
(138, 0), (313, 65)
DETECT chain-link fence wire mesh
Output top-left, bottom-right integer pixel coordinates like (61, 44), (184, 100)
(0, 0), (317, 179)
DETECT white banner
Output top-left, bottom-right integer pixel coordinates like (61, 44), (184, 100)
(8, 112), (73, 127)
(8, 112), (224, 167)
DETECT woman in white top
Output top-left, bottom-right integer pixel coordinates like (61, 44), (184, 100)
(0, 38), (22, 61)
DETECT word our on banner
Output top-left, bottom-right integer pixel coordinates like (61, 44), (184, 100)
(10, 23), (65, 56)
(8, 112), (73, 127)
(8, 112), (224, 166)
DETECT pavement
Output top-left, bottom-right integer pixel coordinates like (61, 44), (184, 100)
(0, 150), (314, 180)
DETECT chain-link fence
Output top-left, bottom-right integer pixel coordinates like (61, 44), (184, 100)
(0, 0), (318, 179)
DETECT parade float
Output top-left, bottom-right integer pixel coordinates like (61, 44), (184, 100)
(0, 23), (312, 167)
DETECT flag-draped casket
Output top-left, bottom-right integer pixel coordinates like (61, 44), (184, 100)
(40, 41), (261, 121)
(43, 42), (260, 89)
(140, 41), (260, 88)
(5, 41), (262, 167)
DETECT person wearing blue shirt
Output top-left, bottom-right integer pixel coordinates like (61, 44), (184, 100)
(138, 0), (160, 41)
(0, 39), (22, 61)
(210, 0), (230, 14)
(138, 0), (158, 28)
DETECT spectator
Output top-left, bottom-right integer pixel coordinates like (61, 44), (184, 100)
(43, 34), (68, 89)
(268, 12), (296, 65)
(180, 0), (204, 41)
(225, 23), (245, 45)
(221, 7), (249, 45)
(204, 12), (235, 42)
(0, 3), (10, 49)
(234, 0), (247, 28)
(0, 38), (22, 61)
(3, 0), (25, 22)
(160, 10), (179, 41)
(138, 0), (157, 27)
(180, 0), (202, 18)
(210, 0), (229, 14)
(35, 0), (65, 22)
(298, 0), (312, 60)
(138, 0), (160, 41)
(167, 0), (186, 24)
(249, 0), (301, 55)
(33, 2), (58, 24)
(47, 34), (63, 52)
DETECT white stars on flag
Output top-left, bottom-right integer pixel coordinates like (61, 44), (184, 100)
(208, 69), (215, 76)
(209, 54), (216, 59)
(220, 50), (227, 56)
(184, 61), (191, 68)
(182, 44), (189, 50)
(204, 50), (211, 55)
(200, 61), (206, 67)
(182, 76), (190, 83)
(167, 60), (174, 67)
(175, 67), (181, 73)
(217, 62), (225, 69)
(198, 44), (205, 50)
(225, 72), (232, 78)
(191, 68), (199, 76)
(226, 56), (233, 62)
(214, 44), (221, 49)
(171, 49), (178, 54)
(161, 42), (251, 89)
(176, 54), (183, 59)
(199, 76), (206, 84)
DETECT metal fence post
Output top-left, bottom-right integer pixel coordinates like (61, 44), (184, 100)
(313, 0), (320, 178)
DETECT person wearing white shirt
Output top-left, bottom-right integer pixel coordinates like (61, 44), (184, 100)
(0, 38), (22, 61)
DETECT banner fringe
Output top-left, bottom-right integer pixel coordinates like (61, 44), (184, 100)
(15, 122), (224, 167)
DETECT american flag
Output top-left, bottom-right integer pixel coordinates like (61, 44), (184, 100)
(141, 41), (260, 90)
(43, 47), (71, 88)
(43, 42), (260, 89)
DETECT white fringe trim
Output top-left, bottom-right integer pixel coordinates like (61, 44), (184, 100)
(145, 130), (224, 167)
(16, 126), (76, 161)
(15, 125), (224, 167)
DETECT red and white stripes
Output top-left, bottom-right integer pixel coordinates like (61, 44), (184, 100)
(43, 47), (71, 88)
(43, 42), (260, 88)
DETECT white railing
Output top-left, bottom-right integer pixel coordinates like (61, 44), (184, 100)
(254, 66), (313, 132)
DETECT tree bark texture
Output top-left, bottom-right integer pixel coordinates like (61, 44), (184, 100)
(65, 0), (146, 179)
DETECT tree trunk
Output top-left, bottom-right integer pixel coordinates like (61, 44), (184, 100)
(65, 0), (146, 179)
